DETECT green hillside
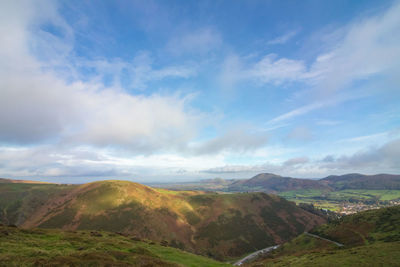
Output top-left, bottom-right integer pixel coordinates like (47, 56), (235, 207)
(0, 180), (325, 261)
(0, 224), (231, 267)
(249, 206), (400, 266)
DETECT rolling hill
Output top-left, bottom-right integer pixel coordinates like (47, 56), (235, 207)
(0, 180), (325, 261)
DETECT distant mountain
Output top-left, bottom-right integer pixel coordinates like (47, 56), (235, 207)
(0, 179), (325, 260)
(226, 173), (400, 192)
(228, 173), (330, 193)
(152, 173), (400, 193)
(0, 178), (51, 184)
(321, 173), (400, 190)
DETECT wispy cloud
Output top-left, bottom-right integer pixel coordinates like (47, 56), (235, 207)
(220, 53), (307, 89)
(166, 28), (222, 55)
(267, 30), (299, 45)
(337, 131), (390, 143)
(74, 51), (196, 90)
(267, 92), (364, 125)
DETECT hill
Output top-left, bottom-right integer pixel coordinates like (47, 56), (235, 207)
(0, 224), (231, 267)
(249, 205), (400, 266)
(0, 180), (325, 261)
(157, 173), (400, 193)
(227, 173), (400, 193)
(321, 173), (400, 190)
(228, 173), (328, 193)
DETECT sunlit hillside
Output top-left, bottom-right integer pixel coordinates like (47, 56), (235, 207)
(0, 180), (325, 260)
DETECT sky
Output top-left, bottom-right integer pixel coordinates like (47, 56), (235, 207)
(0, 0), (400, 183)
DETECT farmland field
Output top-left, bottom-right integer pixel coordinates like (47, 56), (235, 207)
(279, 189), (400, 211)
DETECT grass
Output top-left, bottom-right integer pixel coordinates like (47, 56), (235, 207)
(256, 242), (400, 267)
(0, 225), (232, 267)
(249, 206), (400, 267)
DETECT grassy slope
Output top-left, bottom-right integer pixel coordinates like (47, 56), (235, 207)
(249, 206), (400, 266)
(254, 242), (400, 267)
(0, 225), (231, 267)
(0, 181), (325, 261)
(0, 183), (77, 225)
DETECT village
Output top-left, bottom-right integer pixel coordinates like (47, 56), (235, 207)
(339, 200), (400, 215)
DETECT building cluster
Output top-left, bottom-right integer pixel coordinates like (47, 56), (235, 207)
(339, 201), (400, 215)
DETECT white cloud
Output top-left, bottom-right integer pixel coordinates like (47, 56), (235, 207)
(321, 138), (400, 172)
(0, 144), (229, 182)
(0, 0), (199, 152)
(202, 138), (400, 177)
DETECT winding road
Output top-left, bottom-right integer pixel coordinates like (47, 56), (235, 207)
(233, 245), (280, 266)
(304, 232), (344, 247)
(233, 232), (343, 266)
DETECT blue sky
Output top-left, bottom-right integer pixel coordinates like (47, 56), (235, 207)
(0, 0), (399, 183)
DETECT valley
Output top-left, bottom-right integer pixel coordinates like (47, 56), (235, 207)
(0, 179), (324, 261)
(1, 174), (400, 266)
(154, 173), (400, 214)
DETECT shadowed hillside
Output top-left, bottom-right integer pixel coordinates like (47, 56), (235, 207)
(249, 205), (400, 266)
(0, 180), (325, 260)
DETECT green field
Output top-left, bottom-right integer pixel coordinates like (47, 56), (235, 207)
(279, 189), (400, 211)
(0, 225), (232, 267)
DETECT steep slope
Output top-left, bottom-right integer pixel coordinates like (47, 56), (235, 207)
(0, 224), (231, 267)
(0, 180), (325, 260)
(228, 173), (329, 193)
(0, 182), (77, 225)
(249, 205), (400, 266)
